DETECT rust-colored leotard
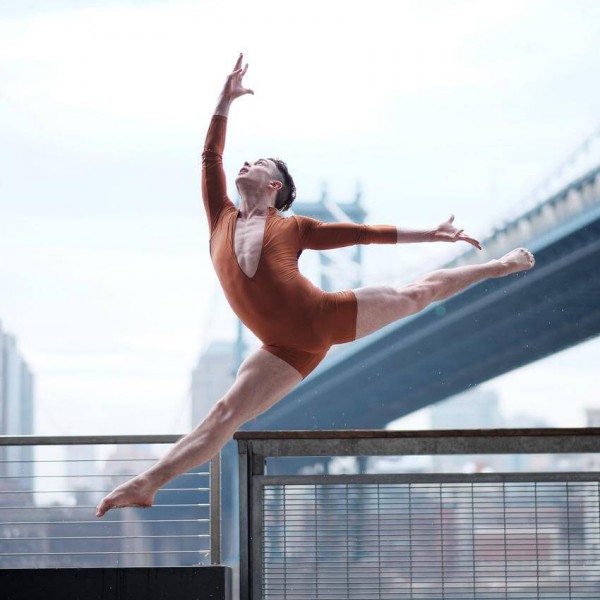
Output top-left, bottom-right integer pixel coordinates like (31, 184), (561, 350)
(202, 115), (397, 378)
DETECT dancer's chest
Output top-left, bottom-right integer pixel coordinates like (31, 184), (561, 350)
(233, 215), (268, 279)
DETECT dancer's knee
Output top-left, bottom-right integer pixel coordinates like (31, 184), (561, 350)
(215, 379), (266, 428)
(211, 396), (245, 431)
(402, 281), (436, 311)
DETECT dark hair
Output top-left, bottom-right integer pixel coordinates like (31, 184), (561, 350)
(268, 158), (296, 212)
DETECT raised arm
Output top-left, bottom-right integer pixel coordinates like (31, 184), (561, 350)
(296, 214), (481, 250)
(201, 54), (254, 233)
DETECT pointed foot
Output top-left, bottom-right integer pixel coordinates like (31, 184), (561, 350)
(96, 475), (156, 518)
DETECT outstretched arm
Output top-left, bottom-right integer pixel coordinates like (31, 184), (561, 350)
(201, 54), (254, 233)
(296, 214), (481, 250)
(296, 216), (398, 250)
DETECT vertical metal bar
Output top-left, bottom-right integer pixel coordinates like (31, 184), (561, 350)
(283, 485), (289, 600)
(313, 484), (317, 598)
(408, 483), (413, 600)
(251, 453), (265, 600)
(471, 482), (477, 599)
(566, 482), (573, 600)
(439, 483), (445, 599)
(210, 450), (221, 565)
(345, 483), (349, 599)
(376, 483), (381, 600)
(534, 481), (540, 598)
(239, 441), (251, 600)
(502, 483), (507, 597)
(252, 473), (265, 600)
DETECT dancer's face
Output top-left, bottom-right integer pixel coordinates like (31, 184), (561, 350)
(236, 158), (280, 190)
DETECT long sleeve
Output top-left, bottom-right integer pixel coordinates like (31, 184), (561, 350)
(201, 115), (235, 233)
(295, 215), (397, 250)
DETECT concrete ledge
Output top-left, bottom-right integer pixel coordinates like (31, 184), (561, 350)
(1, 566), (232, 600)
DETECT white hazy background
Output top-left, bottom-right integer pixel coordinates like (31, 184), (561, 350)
(1, 0), (599, 436)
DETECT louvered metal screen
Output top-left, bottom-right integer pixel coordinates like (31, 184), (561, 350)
(260, 476), (600, 599)
(237, 429), (600, 600)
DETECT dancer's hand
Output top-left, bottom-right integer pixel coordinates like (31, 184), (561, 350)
(215, 54), (253, 117)
(220, 53), (254, 102)
(434, 215), (482, 249)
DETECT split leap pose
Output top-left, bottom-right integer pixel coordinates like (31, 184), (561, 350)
(96, 55), (534, 517)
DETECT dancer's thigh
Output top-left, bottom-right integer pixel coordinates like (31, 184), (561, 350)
(222, 347), (303, 422)
(353, 283), (431, 340)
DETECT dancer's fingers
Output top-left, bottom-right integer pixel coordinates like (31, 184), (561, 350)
(96, 499), (107, 517)
(448, 214), (455, 224)
(234, 53), (243, 70)
(463, 236), (482, 249)
(242, 63), (249, 76)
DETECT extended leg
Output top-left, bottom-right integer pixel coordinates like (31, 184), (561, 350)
(354, 248), (535, 339)
(96, 348), (302, 517)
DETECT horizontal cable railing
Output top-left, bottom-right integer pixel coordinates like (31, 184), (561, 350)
(236, 428), (600, 600)
(0, 435), (220, 569)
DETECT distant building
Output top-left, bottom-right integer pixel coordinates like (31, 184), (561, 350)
(430, 387), (504, 430)
(430, 389), (562, 473)
(190, 340), (238, 427)
(585, 407), (600, 428)
(504, 412), (553, 472)
(0, 321), (34, 487)
(66, 445), (99, 506)
(582, 408), (600, 471)
(430, 388), (509, 472)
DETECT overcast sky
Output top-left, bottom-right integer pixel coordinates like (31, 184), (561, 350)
(1, 0), (599, 436)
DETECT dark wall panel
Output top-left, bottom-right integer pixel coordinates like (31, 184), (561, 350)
(1, 566), (232, 600)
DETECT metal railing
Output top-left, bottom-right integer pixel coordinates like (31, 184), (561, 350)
(0, 434), (220, 568)
(236, 428), (600, 600)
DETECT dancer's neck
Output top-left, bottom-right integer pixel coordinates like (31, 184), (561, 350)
(238, 191), (275, 219)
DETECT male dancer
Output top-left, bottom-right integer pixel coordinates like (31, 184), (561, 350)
(96, 55), (534, 517)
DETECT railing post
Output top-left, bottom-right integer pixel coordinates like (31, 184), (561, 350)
(251, 451), (265, 600)
(238, 440), (251, 600)
(210, 450), (221, 565)
(238, 438), (266, 600)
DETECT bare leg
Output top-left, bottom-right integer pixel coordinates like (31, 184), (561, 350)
(354, 248), (535, 339)
(96, 348), (302, 517)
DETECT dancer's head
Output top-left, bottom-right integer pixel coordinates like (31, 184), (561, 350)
(236, 158), (296, 211)
(268, 158), (296, 211)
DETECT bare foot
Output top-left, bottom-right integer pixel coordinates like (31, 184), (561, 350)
(495, 248), (535, 276)
(96, 474), (157, 518)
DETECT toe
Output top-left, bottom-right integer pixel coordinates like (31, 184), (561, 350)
(96, 498), (110, 517)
